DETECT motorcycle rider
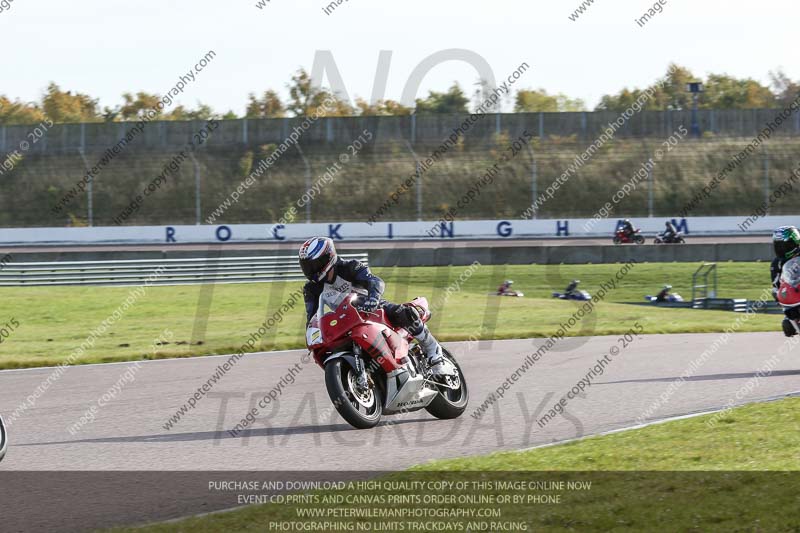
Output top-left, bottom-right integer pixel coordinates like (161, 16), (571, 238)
(620, 219), (635, 239)
(656, 284), (672, 302)
(771, 226), (800, 337)
(662, 221), (677, 242)
(299, 237), (452, 376)
(497, 280), (514, 295)
(565, 279), (580, 298)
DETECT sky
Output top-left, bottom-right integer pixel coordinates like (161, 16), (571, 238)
(0, 0), (797, 114)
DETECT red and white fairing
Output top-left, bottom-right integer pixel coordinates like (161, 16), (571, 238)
(778, 257), (800, 308)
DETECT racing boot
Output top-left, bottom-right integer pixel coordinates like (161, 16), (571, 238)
(414, 327), (454, 377)
(782, 317), (797, 337)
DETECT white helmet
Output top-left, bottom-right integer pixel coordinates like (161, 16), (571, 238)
(299, 237), (337, 282)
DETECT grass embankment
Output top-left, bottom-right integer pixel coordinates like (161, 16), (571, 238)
(8, 137), (800, 227)
(0, 262), (780, 369)
(114, 398), (800, 532)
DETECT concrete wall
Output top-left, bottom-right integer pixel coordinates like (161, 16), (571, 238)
(368, 243), (771, 266)
(0, 217), (787, 246)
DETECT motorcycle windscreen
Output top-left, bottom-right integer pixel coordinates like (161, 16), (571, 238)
(781, 257), (800, 287)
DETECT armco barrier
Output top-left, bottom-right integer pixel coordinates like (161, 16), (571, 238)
(0, 254), (368, 287)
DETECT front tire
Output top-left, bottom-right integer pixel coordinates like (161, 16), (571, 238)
(425, 348), (469, 420)
(0, 414), (7, 463)
(325, 358), (383, 429)
(653, 237), (662, 244)
(676, 237), (685, 244)
(613, 236), (622, 244)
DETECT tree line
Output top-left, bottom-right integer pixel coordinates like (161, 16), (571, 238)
(1, 63), (798, 125)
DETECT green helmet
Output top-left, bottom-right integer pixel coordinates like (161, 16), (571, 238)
(772, 226), (800, 260)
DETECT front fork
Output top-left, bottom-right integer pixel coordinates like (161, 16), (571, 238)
(352, 345), (369, 391)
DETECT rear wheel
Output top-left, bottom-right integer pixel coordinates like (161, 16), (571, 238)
(425, 348), (469, 420)
(324, 358), (383, 429)
(634, 234), (645, 245)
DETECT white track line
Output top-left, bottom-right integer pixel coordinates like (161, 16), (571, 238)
(516, 389), (800, 454)
(0, 349), (303, 374)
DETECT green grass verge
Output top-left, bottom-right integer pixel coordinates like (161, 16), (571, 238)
(113, 398), (800, 533)
(1, 261), (780, 369)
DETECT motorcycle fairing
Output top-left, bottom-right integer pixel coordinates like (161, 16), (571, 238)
(382, 368), (437, 415)
(779, 257), (800, 307)
(351, 322), (407, 373)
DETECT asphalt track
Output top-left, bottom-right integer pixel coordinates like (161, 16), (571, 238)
(1, 332), (799, 530)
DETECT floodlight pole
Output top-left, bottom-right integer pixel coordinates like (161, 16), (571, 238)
(296, 144), (312, 223)
(686, 82), (704, 138)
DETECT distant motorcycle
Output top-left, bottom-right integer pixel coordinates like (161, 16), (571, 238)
(552, 290), (592, 301)
(496, 290), (524, 297)
(645, 293), (685, 303)
(0, 414), (7, 462)
(613, 228), (645, 245)
(653, 231), (686, 244)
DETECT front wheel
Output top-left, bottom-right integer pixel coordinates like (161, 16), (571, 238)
(325, 358), (383, 429)
(613, 236), (622, 244)
(653, 237), (662, 245)
(676, 237), (685, 244)
(425, 348), (469, 420)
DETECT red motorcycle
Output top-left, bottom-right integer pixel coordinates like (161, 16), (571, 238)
(776, 256), (800, 335)
(613, 228), (645, 245)
(306, 292), (469, 429)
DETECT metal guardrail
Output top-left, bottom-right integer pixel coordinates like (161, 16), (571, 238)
(0, 254), (369, 287)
